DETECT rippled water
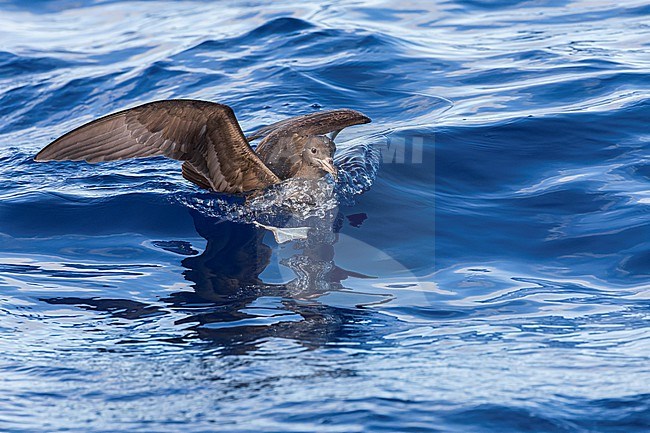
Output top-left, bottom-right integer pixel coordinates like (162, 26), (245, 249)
(1, 1), (649, 432)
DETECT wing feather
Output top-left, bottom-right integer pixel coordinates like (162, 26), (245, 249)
(249, 109), (370, 179)
(249, 109), (370, 149)
(35, 100), (281, 193)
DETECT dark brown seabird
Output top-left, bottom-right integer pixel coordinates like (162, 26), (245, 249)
(35, 99), (371, 194)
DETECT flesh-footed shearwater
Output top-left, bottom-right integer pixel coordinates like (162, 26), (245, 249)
(35, 99), (371, 194)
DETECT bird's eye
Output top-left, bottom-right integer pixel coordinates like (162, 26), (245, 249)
(310, 148), (317, 154)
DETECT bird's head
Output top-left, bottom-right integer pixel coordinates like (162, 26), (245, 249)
(300, 135), (337, 180)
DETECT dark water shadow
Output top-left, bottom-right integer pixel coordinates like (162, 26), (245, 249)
(43, 208), (393, 355)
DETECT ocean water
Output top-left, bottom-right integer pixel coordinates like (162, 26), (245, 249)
(1, 0), (649, 431)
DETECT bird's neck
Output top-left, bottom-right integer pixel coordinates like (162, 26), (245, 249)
(294, 161), (325, 179)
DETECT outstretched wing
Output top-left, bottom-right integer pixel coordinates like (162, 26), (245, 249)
(248, 109), (371, 178)
(35, 99), (281, 194)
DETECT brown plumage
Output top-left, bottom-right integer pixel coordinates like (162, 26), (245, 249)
(35, 99), (371, 194)
(249, 109), (369, 180)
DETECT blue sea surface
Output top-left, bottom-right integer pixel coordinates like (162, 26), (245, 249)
(1, 0), (649, 431)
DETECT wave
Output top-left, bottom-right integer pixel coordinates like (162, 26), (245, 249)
(0, 1), (649, 432)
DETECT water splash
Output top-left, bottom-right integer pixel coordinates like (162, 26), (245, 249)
(177, 138), (380, 225)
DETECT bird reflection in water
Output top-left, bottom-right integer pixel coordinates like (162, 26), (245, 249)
(43, 203), (391, 354)
(164, 205), (387, 353)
